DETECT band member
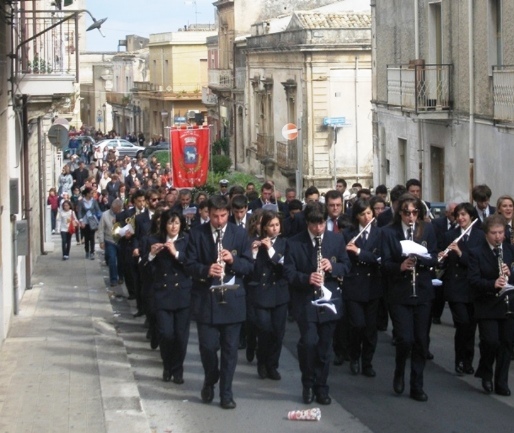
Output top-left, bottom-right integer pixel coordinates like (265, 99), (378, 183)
(468, 214), (514, 396)
(495, 195), (514, 243)
(472, 184), (496, 223)
(438, 202), (483, 376)
(247, 210), (289, 380)
(382, 193), (438, 402)
(142, 210), (191, 384)
(184, 195), (253, 409)
(284, 202), (350, 405)
(342, 199), (382, 378)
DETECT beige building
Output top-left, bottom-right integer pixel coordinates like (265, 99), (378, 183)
(133, 30), (216, 141)
(372, 0), (514, 203)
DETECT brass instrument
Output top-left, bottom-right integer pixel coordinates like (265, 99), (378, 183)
(438, 218), (478, 263)
(210, 228), (239, 303)
(314, 235), (324, 299)
(112, 214), (136, 242)
(495, 244), (514, 316)
(408, 223), (418, 298)
(349, 218), (375, 244)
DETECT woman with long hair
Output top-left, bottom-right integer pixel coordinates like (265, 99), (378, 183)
(495, 195), (514, 244)
(75, 187), (102, 260)
(56, 200), (78, 260)
(438, 202), (483, 376)
(247, 210), (289, 380)
(382, 193), (438, 402)
(142, 210), (191, 383)
(342, 198), (382, 378)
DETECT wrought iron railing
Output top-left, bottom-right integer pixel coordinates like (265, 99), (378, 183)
(256, 133), (274, 161)
(277, 139), (297, 171)
(208, 69), (233, 89)
(387, 63), (452, 112)
(493, 65), (514, 123)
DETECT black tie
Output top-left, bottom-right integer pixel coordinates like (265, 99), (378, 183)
(215, 229), (221, 245)
(362, 231), (368, 246)
(463, 234), (469, 243)
(493, 247), (500, 258)
(407, 228), (413, 240)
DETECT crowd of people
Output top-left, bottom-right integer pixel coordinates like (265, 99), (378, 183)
(48, 155), (514, 408)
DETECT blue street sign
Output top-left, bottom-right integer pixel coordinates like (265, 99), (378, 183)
(323, 117), (346, 126)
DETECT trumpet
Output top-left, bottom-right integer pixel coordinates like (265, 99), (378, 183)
(438, 218), (478, 262)
(408, 223), (418, 298)
(349, 217), (375, 244)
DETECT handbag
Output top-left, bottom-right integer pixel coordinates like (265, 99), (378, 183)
(87, 214), (99, 230)
(67, 212), (76, 234)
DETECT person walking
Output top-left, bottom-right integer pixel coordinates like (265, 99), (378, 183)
(76, 187), (102, 260)
(98, 199), (124, 287)
(56, 200), (77, 260)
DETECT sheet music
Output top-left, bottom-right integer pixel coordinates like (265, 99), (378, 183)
(400, 240), (432, 259)
(210, 275), (238, 290)
(497, 284), (514, 297)
(311, 284), (337, 314)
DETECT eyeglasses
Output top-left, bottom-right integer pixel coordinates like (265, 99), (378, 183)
(401, 209), (419, 217)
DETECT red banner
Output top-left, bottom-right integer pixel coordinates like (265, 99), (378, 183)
(170, 126), (210, 187)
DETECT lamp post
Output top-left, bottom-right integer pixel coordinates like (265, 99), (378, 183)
(102, 103), (106, 133)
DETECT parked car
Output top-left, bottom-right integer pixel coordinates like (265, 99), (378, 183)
(142, 141), (170, 159)
(94, 138), (146, 158)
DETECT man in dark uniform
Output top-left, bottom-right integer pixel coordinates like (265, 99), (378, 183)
(284, 202), (350, 405)
(184, 195), (253, 409)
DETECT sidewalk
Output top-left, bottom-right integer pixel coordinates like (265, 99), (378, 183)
(0, 239), (148, 433)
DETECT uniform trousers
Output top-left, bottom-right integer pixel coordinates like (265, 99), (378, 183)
(390, 302), (431, 392)
(346, 298), (379, 368)
(157, 308), (190, 377)
(475, 317), (514, 390)
(448, 302), (476, 366)
(297, 319), (337, 396)
(254, 303), (288, 370)
(197, 322), (242, 401)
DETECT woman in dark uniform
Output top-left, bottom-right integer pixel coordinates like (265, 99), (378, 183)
(438, 202), (483, 376)
(247, 210), (289, 380)
(382, 193), (438, 402)
(142, 210), (191, 384)
(342, 199), (382, 378)
(468, 214), (514, 396)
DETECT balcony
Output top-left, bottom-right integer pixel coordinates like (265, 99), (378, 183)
(208, 69), (233, 92)
(387, 63), (452, 117)
(493, 66), (514, 123)
(202, 86), (218, 106)
(15, 10), (79, 96)
(256, 133), (275, 163)
(277, 139), (297, 177)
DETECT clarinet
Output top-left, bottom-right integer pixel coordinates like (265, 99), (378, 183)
(315, 235), (324, 299)
(409, 223), (418, 298)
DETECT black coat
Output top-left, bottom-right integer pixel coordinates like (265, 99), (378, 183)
(342, 225), (383, 302)
(468, 240), (514, 319)
(246, 236), (289, 308)
(184, 222), (253, 324)
(381, 222), (438, 304)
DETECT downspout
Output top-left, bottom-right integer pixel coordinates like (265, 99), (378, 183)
(414, 0), (423, 190)
(468, 0), (475, 198)
(37, 116), (46, 255)
(306, 52), (315, 183)
(354, 56), (359, 182)
(414, 0), (419, 59)
(22, 95), (32, 291)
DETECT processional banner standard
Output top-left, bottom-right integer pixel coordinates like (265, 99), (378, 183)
(170, 126), (210, 187)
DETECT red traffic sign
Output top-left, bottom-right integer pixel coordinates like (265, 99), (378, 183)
(281, 123), (298, 141)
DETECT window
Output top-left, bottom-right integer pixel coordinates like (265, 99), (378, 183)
(488, 0), (503, 75)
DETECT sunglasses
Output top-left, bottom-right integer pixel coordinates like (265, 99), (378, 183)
(401, 209), (419, 217)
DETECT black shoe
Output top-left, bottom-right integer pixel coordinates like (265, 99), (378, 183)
(133, 310), (144, 318)
(362, 367), (376, 378)
(410, 389), (428, 402)
(172, 375), (184, 385)
(426, 351), (434, 360)
(246, 345), (255, 363)
(333, 354), (344, 366)
(162, 369), (171, 382)
(463, 364), (475, 375)
(220, 398), (236, 409)
(455, 362), (465, 376)
(150, 332), (159, 350)
(302, 386), (314, 404)
(432, 317), (441, 325)
(257, 364), (267, 379)
(350, 361), (360, 376)
(393, 371), (405, 395)
(267, 368), (281, 381)
(482, 379), (493, 394)
(201, 384), (214, 403)
(315, 394), (332, 405)
(495, 387), (511, 396)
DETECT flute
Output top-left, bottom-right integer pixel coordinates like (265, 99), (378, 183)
(349, 218), (375, 244)
(437, 218), (478, 262)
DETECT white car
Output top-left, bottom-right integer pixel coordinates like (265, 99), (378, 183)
(94, 138), (145, 158)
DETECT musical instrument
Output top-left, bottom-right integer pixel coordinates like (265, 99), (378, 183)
(438, 218), (478, 263)
(494, 243), (514, 316)
(408, 223), (418, 298)
(210, 228), (239, 303)
(349, 217), (375, 244)
(314, 235), (324, 299)
(112, 214), (136, 242)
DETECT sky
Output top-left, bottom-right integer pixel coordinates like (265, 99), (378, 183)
(85, 0), (217, 52)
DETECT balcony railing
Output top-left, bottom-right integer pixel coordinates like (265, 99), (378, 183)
(493, 65), (514, 123)
(256, 133), (275, 161)
(387, 64), (452, 113)
(208, 69), (233, 90)
(277, 139), (297, 173)
(202, 86), (218, 105)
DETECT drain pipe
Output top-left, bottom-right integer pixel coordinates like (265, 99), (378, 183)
(354, 56), (359, 182)
(468, 0), (475, 198)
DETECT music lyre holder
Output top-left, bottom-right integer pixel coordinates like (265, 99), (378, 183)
(210, 282), (239, 304)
